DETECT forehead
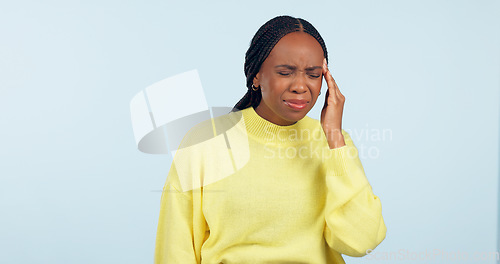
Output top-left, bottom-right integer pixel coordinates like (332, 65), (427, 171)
(266, 31), (324, 63)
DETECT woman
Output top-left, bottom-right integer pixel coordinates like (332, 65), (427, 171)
(155, 15), (386, 263)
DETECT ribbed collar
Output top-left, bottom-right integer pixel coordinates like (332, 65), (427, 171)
(238, 106), (318, 145)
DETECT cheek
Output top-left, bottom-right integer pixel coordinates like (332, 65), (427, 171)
(308, 78), (323, 91)
(264, 78), (287, 96)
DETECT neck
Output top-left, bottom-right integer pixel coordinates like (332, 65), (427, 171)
(238, 106), (317, 145)
(254, 105), (297, 126)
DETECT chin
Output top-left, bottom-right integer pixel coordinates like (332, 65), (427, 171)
(282, 110), (308, 123)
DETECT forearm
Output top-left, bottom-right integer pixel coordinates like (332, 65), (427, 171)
(322, 130), (386, 256)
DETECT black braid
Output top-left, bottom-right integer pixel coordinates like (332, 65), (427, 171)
(231, 15), (329, 112)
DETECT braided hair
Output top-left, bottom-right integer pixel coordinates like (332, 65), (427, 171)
(231, 15), (329, 112)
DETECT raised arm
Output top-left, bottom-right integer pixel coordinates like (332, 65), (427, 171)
(322, 130), (386, 257)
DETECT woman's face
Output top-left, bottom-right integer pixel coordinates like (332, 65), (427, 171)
(253, 31), (324, 126)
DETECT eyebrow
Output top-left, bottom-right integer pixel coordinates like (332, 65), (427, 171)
(274, 64), (322, 71)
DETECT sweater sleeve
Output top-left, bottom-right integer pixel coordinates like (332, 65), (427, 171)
(154, 160), (209, 264)
(322, 129), (387, 257)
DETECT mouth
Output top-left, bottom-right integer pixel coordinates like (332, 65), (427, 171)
(283, 99), (308, 110)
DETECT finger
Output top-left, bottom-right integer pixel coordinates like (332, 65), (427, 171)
(323, 86), (330, 107)
(329, 72), (346, 104)
(323, 62), (338, 91)
(323, 61), (344, 103)
(335, 84), (345, 103)
(327, 70), (345, 103)
(336, 89), (344, 102)
(327, 69), (340, 93)
(323, 65), (336, 95)
(326, 71), (341, 104)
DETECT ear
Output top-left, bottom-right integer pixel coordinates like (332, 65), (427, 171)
(253, 73), (261, 88)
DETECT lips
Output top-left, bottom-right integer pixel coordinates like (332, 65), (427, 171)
(283, 99), (308, 110)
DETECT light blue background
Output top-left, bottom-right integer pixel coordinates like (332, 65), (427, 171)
(1, 0), (498, 263)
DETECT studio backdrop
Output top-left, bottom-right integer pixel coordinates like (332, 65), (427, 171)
(0, 0), (498, 263)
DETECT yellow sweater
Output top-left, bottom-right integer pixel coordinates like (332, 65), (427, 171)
(155, 106), (386, 264)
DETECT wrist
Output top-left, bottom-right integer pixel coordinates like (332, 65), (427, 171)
(323, 128), (345, 149)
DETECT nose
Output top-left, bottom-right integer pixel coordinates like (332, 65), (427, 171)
(290, 72), (307, 94)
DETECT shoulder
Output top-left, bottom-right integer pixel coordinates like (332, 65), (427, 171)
(177, 109), (244, 149)
(171, 109), (248, 191)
